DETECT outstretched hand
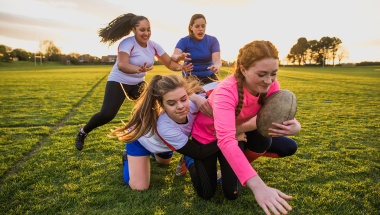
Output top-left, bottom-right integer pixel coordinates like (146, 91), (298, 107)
(247, 176), (292, 215)
(207, 65), (220, 76)
(176, 62), (194, 72)
(174, 53), (191, 62)
(137, 62), (153, 73)
(268, 119), (301, 137)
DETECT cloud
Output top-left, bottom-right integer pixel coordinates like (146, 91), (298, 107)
(178, 0), (254, 8)
(34, 0), (133, 21)
(0, 24), (78, 42)
(0, 11), (97, 33)
(352, 38), (380, 47)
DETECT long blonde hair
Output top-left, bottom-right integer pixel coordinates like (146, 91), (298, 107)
(110, 74), (203, 143)
(234, 41), (279, 117)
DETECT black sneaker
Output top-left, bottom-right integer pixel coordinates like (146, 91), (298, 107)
(75, 126), (87, 150)
(122, 149), (128, 166)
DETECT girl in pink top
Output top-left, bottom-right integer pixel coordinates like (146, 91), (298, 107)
(189, 41), (301, 215)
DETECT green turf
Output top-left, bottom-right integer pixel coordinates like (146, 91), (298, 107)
(0, 65), (379, 214)
(66, 66), (182, 127)
(0, 67), (111, 127)
(0, 61), (63, 69)
(0, 126), (51, 178)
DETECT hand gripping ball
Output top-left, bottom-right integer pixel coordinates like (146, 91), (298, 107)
(256, 90), (297, 137)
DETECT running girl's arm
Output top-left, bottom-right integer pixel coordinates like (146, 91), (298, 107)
(236, 115), (257, 134)
(189, 94), (213, 118)
(117, 52), (153, 74)
(189, 81), (220, 118)
(176, 139), (219, 160)
(158, 53), (193, 72)
(207, 52), (221, 76)
(171, 48), (191, 62)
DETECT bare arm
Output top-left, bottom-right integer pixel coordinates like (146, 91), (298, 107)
(207, 52), (222, 76)
(159, 53), (193, 72)
(171, 48), (192, 62)
(236, 116), (257, 134)
(117, 52), (153, 74)
(189, 94), (213, 118)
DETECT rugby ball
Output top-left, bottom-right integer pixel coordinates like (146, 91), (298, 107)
(256, 90), (297, 138)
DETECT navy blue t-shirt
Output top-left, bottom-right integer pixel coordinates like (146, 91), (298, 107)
(175, 34), (220, 77)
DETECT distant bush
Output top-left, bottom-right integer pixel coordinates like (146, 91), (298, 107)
(356, 61), (380, 66)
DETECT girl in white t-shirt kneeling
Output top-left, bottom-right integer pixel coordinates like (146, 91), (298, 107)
(109, 74), (222, 190)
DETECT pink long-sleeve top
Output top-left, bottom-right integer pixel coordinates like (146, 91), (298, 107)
(192, 75), (280, 186)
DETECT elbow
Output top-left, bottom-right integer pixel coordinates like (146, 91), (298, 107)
(117, 63), (123, 71)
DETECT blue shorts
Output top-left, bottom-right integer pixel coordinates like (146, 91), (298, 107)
(126, 140), (173, 159)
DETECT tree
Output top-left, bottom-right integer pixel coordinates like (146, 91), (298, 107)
(286, 54), (295, 65)
(289, 37), (309, 65)
(319, 36), (342, 67)
(337, 45), (350, 64)
(11, 48), (33, 61)
(39, 40), (61, 61)
(0, 44), (12, 62)
(319, 36), (333, 66)
(330, 37), (342, 67)
(307, 40), (319, 64)
(68, 52), (80, 58)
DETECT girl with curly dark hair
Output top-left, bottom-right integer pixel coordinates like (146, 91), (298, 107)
(75, 13), (193, 151)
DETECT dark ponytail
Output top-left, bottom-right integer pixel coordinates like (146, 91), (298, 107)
(99, 13), (149, 46)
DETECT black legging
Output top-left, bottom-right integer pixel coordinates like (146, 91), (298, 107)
(188, 131), (297, 200)
(83, 81), (146, 134)
(245, 130), (298, 157)
(189, 139), (244, 200)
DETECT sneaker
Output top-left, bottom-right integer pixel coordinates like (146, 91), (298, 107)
(75, 126), (87, 151)
(217, 170), (222, 185)
(122, 149), (128, 166)
(175, 155), (188, 176)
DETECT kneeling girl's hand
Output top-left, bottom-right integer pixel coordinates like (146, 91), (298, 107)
(246, 176), (292, 215)
(268, 119), (301, 137)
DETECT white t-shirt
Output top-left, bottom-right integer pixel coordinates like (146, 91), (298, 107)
(138, 81), (220, 153)
(138, 101), (199, 153)
(107, 37), (166, 85)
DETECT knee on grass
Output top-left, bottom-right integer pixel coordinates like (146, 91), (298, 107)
(223, 185), (241, 200)
(130, 181), (150, 191)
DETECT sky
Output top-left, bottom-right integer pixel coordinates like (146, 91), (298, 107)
(0, 0), (379, 63)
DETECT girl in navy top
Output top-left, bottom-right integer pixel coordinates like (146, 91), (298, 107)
(171, 14), (222, 85)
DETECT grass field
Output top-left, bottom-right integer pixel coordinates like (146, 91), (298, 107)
(0, 65), (379, 214)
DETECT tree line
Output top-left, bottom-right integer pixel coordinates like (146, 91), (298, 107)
(285, 36), (350, 66)
(0, 40), (102, 65)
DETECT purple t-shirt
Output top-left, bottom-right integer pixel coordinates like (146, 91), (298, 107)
(175, 34), (220, 77)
